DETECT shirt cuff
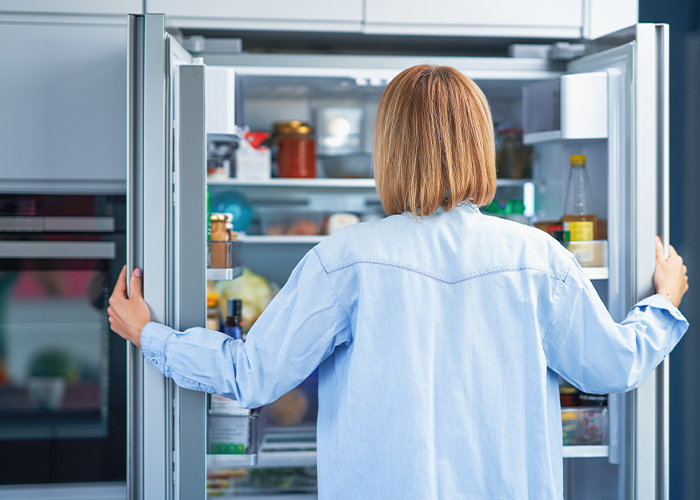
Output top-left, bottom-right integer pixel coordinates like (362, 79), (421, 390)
(634, 294), (687, 322)
(140, 321), (175, 371)
(634, 294), (689, 356)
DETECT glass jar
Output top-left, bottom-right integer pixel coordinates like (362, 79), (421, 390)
(273, 121), (316, 178)
(209, 214), (230, 269)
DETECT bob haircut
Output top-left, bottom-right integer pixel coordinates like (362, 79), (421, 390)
(373, 65), (496, 217)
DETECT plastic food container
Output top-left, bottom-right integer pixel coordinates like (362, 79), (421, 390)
(566, 240), (608, 268)
(561, 407), (608, 445)
(258, 207), (324, 236)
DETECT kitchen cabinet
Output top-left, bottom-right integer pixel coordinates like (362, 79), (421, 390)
(364, 0), (583, 38)
(0, 0), (141, 17)
(0, 22), (127, 194)
(145, 0), (363, 32)
(127, 14), (670, 499)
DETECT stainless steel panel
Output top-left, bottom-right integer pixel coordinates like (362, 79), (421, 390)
(0, 241), (115, 259)
(174, 64), (207, 500)
(127, 13), (174, 500)
(141, 13), (171, 500)
(0, 216), (115, 232)
(126, 13), (144, 500)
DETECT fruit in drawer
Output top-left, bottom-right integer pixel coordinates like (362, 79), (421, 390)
(287, 219), (320, 235)
(265, 224), (285, 235)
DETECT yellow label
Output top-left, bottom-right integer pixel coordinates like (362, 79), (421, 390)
(566, 221), (594, 241)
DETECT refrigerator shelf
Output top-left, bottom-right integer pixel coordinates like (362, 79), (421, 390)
(239, 235), (326, 245)
(208, 178), (537, 190)
(562, 445), (609, 458)
(208, 178), (376, 189)
(582, 267), (609, 280)
(206, 267), (243, 281)
(207, 453), (258, 467)
(207, 446), (609, 468)
(523, 130), (563, 144)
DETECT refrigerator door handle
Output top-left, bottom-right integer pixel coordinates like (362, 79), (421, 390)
(654, 22), (671, 500)
(126, 14), (144, 500)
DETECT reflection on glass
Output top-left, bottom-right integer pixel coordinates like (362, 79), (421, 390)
(0, 268), (109, 440)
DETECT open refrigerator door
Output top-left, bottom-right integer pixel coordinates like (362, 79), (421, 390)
(523, 24), (669, 500)
(128, 13), (668, 500)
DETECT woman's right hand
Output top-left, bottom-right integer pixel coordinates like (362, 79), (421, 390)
(654, 236), (689, 308)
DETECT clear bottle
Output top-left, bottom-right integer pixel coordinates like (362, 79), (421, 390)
(563, 155), (596, 241)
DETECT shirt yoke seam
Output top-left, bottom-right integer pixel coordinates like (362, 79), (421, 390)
(319, 258), (568, 284)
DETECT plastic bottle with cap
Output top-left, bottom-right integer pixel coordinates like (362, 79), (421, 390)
(563, 154), (596, 241)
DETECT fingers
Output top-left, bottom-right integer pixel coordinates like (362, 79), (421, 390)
(113, 265), (127, 298)
(655, 236), (664, 261)
(129, 268), (143, 299)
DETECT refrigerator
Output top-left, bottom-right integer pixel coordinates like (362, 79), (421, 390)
(126, 14), (669, 500)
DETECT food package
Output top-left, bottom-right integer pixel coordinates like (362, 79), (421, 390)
(216, 268), (278, 332)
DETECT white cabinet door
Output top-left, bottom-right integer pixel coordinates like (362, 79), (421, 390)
(364, 0), (582, 38)
(0, 0), (141, 16)
(146, 0), (362, 32)
(0, 22), (127, 193)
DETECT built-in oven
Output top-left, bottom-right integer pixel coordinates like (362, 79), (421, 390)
(0, 194), (126, 484)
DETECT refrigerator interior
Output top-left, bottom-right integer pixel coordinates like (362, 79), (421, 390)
(202, 63), (624, 499)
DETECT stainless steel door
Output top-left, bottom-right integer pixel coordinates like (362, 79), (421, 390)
(127, 13), (206, 500)
(567, 24), (669, 500)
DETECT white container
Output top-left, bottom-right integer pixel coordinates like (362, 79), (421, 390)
(235, 144), (271, 181)
(567, 239), (608, 268)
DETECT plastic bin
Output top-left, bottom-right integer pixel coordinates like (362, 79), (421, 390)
(561, 407), (608, 445)
(257, 207), (324, 236)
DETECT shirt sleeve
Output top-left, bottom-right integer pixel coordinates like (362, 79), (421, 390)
(140, 247), (352, 408)
(542, 256), (688, 394)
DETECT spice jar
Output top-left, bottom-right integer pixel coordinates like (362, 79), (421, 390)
(209, 214), (230, 269)
(273, 121), (316, 178)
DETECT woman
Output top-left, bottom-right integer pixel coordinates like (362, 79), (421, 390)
(109, 65), (689, 499)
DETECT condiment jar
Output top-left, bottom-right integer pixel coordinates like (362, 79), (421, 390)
(209, 214), (230, 268)
(273, 121), (316, 178)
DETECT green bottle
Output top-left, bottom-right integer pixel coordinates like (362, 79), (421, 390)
(206, 187), (211, 240)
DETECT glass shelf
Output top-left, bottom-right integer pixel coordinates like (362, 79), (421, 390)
(208, 178), (536, 189)
(239, 235), (326, 245)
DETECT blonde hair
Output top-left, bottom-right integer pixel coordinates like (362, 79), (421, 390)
(373, 65), (496, 216)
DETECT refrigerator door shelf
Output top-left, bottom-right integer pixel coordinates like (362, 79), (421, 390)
(523, 71), (609, 145)
(582, 267), (609, 280)
(207, 453), (258, 467)
(206, 267), (243, 281)
(563, 445), (609, 458)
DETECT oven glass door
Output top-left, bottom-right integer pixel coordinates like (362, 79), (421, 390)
(0, 195), (126, 484)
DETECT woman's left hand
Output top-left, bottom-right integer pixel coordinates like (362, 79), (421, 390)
(108, 266), (151, 348)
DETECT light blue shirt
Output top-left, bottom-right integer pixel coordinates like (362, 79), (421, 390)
(142, 204), (688, 499)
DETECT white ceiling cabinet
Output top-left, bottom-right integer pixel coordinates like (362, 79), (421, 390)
(0, 0), (142, 16)
(364, 0), (583, 38)
(0, 22), (126, 193)
(145, 0), (363, 32)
